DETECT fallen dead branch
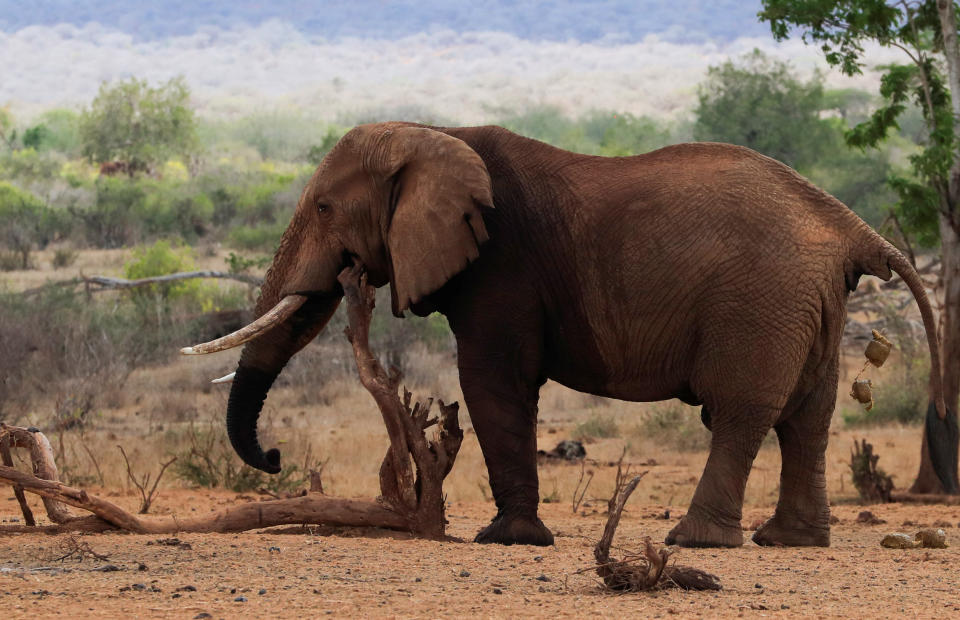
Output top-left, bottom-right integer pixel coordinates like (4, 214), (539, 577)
(22, 270), (263, 297)
(593, 472), (721, 592)
(0, 264), (462, 539)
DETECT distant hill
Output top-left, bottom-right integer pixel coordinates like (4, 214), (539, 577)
(0, 0), (768, 43)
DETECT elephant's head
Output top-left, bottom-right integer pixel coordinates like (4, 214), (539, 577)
(182, 123), (493, 473)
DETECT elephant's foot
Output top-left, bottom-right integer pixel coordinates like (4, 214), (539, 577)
(475, 511), (554, 546)
(752, 513), (830, 547)
(665, 509), (743, 548)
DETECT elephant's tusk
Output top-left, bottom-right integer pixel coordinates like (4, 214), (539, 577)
(180, 294), (308, 355)
(211, 371), (236, 384)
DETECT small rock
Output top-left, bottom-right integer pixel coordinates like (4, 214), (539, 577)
(414, 577), (422, 582)
(137, 563), (148, 571)
(176, 585), (197, 592)
(258, 588), (267, 595)
(538, 585), (546, 593)
(234, 596), (247, 602)
(492, 588), (502, 594)
(92, 565), (121, 572)
(533, 556), (543, 562)
(193, 614), (212, 620)
(459, 570), (470, 577)
(268, 546), (281, 553)
(171, 593), (181, 599)
(132, 583), (146, 591)
(829, 515), (840, 525)
(754, 583), (763, 589)
(536, 574), (551, 582)
(881, 533), (920, 549)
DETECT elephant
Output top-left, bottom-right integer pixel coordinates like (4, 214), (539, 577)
(182, 122), (944, 548)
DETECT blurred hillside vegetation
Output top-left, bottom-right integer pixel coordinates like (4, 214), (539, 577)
(0, 50), (932, 425)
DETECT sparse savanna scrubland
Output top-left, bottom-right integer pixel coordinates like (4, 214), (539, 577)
(2, 2), (960, 617)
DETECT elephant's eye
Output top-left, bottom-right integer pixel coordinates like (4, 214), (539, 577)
(317, 203), (328, 214)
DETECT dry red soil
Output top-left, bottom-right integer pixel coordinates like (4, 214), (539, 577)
(1, 490), (959, 619)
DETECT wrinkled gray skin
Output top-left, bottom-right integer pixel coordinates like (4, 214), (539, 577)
(223, 122), (943, 548)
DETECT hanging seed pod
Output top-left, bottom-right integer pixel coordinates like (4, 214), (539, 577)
(850, 379), (874, 411)
(865, 330), (892, 368)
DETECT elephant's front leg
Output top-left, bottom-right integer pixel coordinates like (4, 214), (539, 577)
(457, 344), (553, 547)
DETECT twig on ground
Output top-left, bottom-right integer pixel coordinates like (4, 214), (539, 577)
(49, 535), (109, 563)
(572, 461), (594, 513)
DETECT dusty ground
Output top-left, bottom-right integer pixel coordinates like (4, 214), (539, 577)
(2, 472), (960, 618)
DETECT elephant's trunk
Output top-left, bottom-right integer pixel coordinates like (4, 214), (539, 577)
(224, 293), (342, 473)
(226, 364), (284, 473)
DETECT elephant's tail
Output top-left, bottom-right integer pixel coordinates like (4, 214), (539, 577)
(877, 246), (946, 420)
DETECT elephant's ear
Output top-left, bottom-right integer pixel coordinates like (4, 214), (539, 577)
(382, 127), (493, 315)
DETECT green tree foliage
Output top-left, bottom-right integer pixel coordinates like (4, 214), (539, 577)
(694, 49), (832, 170)
(760, 0), (958, 246)
(26, 109), (82, 156)
(500, 106), (676, 156)
(693, 49), (896, 226)
(80, 77), (197, 174)
(0, 182), (67, 269)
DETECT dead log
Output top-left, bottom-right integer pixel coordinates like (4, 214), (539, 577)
(0, 264), (462, 539)
(22, 271), (262, 297)
(889, 492), (960, 505)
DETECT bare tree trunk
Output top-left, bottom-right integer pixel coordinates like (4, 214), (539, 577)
(911, 216), (960, 493)
(912, 2), (960, 493)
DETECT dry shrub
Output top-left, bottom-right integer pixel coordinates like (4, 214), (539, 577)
(169, 408), (319, 493)
(627, 403), (711, 453)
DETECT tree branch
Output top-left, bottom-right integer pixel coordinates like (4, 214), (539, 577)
(22, 271), (263, 297)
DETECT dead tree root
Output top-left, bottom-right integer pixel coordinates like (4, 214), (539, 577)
(593, 473), (721, 592)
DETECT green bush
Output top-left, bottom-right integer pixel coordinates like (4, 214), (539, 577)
(843, 357), (929, 427)
(75, 177), (146, 247)
(0, 182), (69, 269)
(137, 182), (214, 241)
(123, 240), (246, 319)
(227, 221), (287, 252)
(571, 414), (620, 440)
(225, 251), (271, 274)
(0, 148), (64, 184)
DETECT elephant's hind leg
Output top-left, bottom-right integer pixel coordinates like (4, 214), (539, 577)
(665, 403), (779, 547)
(753, 363), (836, 547)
